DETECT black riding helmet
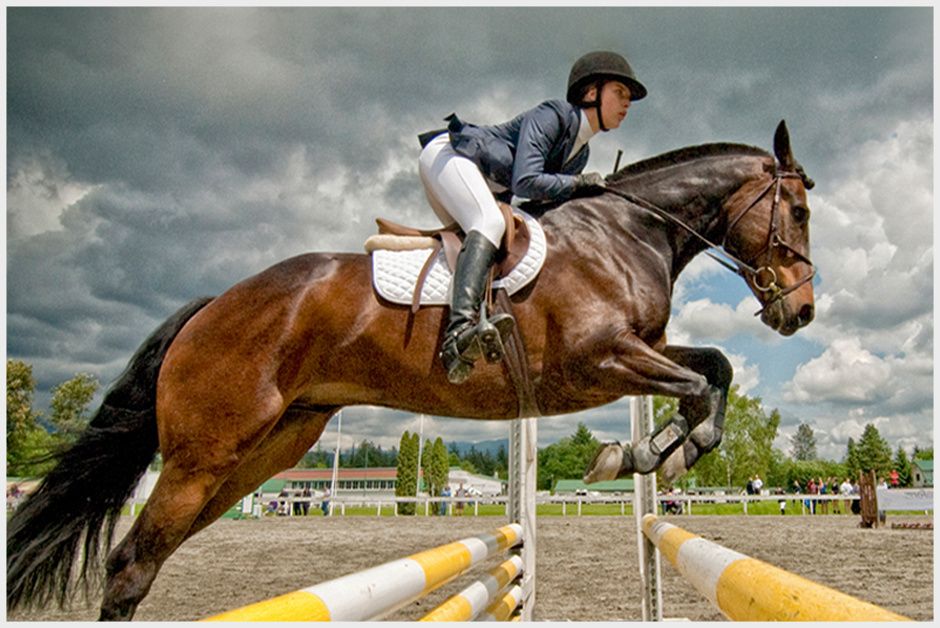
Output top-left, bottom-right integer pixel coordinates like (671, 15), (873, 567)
(567, 51), (647, 131)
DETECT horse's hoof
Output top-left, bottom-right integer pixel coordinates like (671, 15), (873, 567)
(583, 442), (624, 483)
(661, 447), (689, 482)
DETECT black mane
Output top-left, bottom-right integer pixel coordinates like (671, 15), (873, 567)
(608, 143), (770, 183)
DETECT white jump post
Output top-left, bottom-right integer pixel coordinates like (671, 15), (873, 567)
(508, 417), (537, 621)
(631, 395), (663, 622)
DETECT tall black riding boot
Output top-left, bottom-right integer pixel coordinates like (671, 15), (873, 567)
(441, 231), (515, 384)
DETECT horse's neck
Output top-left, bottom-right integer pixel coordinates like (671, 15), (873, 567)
(611, 155), (767, 275)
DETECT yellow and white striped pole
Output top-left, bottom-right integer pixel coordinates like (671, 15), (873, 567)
(476, 584), (523, 622)
(642, 514), (909, 621)
(420, 554), (524, 621)
(204, 523), (522, 621)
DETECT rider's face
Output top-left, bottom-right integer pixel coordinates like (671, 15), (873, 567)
(585, 80), (633, 130)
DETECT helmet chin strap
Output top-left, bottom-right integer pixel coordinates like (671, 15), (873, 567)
(581, 79), (610, 132)
(595, 79), (610, 132)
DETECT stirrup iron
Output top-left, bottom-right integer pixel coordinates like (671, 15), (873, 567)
(477, 302), (515, 363)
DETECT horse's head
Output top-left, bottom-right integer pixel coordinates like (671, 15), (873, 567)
(723, 121), (816, 336)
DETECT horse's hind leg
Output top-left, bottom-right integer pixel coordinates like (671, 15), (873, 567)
(98, 388), (289, 620)
(186, 405), (336, 539)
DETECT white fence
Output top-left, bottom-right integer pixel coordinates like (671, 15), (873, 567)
(251, 491), (887, 517)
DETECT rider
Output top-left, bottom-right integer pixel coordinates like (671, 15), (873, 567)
(418, 51), (647, 384)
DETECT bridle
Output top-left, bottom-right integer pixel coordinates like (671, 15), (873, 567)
(603, 169), (816, 316)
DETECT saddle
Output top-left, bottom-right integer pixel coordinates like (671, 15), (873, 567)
(367, 203), (533, 313)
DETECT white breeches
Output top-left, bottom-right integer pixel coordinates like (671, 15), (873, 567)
(418, 133), (507, 248)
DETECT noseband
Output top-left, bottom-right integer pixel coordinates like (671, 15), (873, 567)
(604, 170), (816, 316)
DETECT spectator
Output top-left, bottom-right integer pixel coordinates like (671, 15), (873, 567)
(807, 478), (818, 514)
(745, 477), (755, 495)
(752, 474), (763, 495)
(455, 484), (465, 516)
(818, 478), (829, 514)
(791, 479), (803, 511)
(839, 477), (853, 515)
(321, 487), (331, 516)
(440, 485), (451, 516)
(850, 480), (862, 515)
(828, 477), (841, 514)
(662, 487), (682, 515)
(6, 485), (23, 512)
(779, 497), (787, 516)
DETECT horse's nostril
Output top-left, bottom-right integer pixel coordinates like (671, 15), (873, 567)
(799, 304), (815, 325)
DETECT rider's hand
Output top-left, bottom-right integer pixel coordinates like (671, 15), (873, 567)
(573, 172), (608, 195)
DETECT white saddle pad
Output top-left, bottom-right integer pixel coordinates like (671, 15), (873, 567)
(371, 210), (547, 307)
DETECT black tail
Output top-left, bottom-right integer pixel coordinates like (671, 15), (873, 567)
(6, 296), (214, 611)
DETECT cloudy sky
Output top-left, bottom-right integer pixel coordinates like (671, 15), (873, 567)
(6, 6), (933, 461)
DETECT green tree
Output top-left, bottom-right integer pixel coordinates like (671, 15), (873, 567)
(689, 386), (780, 488)
(297, 444), (333, 469)
(790, 423), (818, 461)
(422, 437), (449, 499)
(464, 446), (495, 476)
(7, 360), (56, 477)
(652, 395), (679, 425)
(774, 458), (847, 491)
(537, 422), (599, 491)
(912, 445), (933, 461)
(893, 446), (913, 488)
(856, 424), (893, 477)
(8, 359), (39, 474)
(844, 437), (862, 477)
(395, 432), (420, 515)
(48, 372), (99, 447)
(344, 439), (396, 468)
(495, 444), (508, 479)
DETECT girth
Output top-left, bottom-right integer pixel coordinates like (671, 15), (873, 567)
(493, 289), (541, 419)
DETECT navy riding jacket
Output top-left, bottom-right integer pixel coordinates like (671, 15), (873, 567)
(422, 100), (590, 202)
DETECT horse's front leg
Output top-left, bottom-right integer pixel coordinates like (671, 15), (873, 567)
(578, 335), (731, 481)
(658, 346), (733, 482)
(566, 331), (706, 481)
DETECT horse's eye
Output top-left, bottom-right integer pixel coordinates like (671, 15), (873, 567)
(791, 205), (809, 224)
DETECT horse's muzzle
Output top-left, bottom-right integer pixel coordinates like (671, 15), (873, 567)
(762, 299), (814, 336)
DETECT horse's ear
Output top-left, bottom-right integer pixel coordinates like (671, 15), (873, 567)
(774, 120), (795, 170)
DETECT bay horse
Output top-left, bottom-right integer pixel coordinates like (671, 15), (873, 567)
(7, 121), (815, 620)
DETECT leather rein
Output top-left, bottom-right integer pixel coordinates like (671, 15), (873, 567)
(602, 170), (816, 316)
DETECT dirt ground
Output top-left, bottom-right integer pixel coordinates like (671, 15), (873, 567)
(8, 514), (933, 622)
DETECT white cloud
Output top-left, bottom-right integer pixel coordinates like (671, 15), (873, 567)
(808, 117), (932, 333)
(784, 338), (892, 404)
(668, 297), (779, 344)
(726, 352), (760, 396)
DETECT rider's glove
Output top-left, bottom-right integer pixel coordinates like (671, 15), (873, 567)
(573, 172), (608, 195)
